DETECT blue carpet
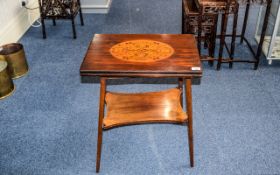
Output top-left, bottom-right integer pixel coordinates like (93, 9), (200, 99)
(1, 0), (280, 174)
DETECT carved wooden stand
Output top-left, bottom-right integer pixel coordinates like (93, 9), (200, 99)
(182, 0), (218, 66)
(183, 0), (272, 70)
(238, 0), (272, 69)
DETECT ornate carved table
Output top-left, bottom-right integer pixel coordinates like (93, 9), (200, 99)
(80, 34), (202, 172)
(182, 0), (219, 66)
(192, 0), (272, 70)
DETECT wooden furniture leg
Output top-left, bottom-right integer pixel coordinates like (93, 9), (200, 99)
(71, 17), (77, 39)
(41, 18), (46, 39)
(185, 79), (194, 167)
(208, 15), (219, 66)
(52, 19), (56, 26)
(240, 3), (250, 44)
(229, 6), (239, 68)
(217, 14), (227, 70)
(178, 78), (184, 107)
(96, 78), (107, 173)
(197, 8), (203, 54)
(78, 0), (84, 26)
(255, 0), (272, 70)
(217, 6), (230, 71)
(182, 0), (185, 34)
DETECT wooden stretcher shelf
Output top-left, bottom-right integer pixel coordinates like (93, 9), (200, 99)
(103, 88), (187, 129)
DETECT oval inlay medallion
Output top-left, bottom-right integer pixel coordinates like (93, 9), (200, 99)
(110, 40), (174, 62)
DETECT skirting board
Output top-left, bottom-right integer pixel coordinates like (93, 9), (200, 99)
(0, 0), (111, 45)
(81, 0), (112, 14)
(0, 1), (40, 45)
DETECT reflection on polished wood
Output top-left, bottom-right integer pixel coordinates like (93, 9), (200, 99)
(80, 34), (202, 77)
(103, 88), (187, 129)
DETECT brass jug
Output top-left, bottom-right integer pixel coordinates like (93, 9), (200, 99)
(0, 43), (29, 79)
(0, 60), (15, 99)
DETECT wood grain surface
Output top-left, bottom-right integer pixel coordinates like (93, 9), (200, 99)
(80, 34), (202, 78)
(103, 88), (187, 129)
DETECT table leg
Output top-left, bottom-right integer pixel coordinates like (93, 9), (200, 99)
(217, 12), (229, 70)
(207, 15), (219, 66)
(229, 6), (239, 68)
(41, 18), (46, 39)
(185, 79), (194, 167)
(52, 19), (56, 26)
(77, 0), (84, 26)
(240, 3), (250, 44)
(197, 8), (203, 54)
(255, 0), (272, 70)
(182, 0), (185, 34)
(96, 78), (107, 173)
(178, 78), (183, 107)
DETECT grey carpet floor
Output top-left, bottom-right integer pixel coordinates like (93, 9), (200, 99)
(1, 0), (280, 174)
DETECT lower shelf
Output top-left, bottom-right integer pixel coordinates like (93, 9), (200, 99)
(103, 88), (187, 129)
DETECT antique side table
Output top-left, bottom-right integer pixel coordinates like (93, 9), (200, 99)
(80, 34), (202, 172)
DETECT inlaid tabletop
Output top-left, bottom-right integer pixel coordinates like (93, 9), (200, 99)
(80, 34), (202, 78)
(109, 39), (175, 63)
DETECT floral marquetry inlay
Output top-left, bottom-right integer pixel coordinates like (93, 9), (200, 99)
(109, 40), (175, 63)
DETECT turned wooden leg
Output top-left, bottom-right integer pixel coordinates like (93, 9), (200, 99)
(96, 78), (107, 173)
(185, 79), (194, 167)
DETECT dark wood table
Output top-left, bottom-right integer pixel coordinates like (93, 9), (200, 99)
(80, 34), (202, 172)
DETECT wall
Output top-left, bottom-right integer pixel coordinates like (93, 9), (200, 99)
(81, 0), (112, 13)
(0, 0), (40, 45)
(0, 0), (111, 45)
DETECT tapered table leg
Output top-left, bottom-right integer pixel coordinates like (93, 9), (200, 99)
(229, 6), (239, 68)
(96, 78), (107, 173)
(197, 8), (203, 55)
(52, 19), (56, 26)
(255, 0), (272, 70)
(71, 18), (77, 39)
(41, 18), (46, 39)
(78, 0), (84, 26)
(217, 13), (229, 70)
(185, 79), (194, 167)
(178, 78), (183, 107)
(240, 3), (250, 44)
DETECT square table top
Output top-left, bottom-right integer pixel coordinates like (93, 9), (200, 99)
(80, 34), (202, 78)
